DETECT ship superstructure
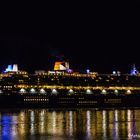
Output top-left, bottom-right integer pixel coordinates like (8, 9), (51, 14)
(0, 62), (140, 94)
(0, 62), (140, 108)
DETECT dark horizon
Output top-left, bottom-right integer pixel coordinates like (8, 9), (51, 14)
(0, 5), (140, 73)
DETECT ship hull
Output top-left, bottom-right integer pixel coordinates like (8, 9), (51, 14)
(0, 93), (140, 108)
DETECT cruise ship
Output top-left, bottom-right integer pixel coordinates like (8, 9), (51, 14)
(0, 62), (140, 108)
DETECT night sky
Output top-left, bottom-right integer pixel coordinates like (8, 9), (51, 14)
(0, 4), (140, 73)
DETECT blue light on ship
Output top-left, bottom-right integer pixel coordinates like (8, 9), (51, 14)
(86, 69), (90, 74)
(130, 64), (138, 75)
(5, 65), (13, 72)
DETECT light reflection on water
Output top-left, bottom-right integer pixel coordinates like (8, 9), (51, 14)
(0, 109), (140, 139)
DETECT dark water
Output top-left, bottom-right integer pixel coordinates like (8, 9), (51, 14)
(0, 108), (140, 140)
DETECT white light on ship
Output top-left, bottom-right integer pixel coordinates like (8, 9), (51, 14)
(68, 89), (74, 93)
(0, 90), (3, 94)
(112, 71), (116, 75)
(52, 89), (57, 94)
(114, 90), (118, 94)
(101, 89), (107, 94)
(86, 89), (92, 94)
(30, 88), (36, 93)
(40, 88), (46, 94)
(20, 88), (26, 93)
(127, 90), (131, 94)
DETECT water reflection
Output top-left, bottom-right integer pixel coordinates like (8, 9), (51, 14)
(102, 110), (107, 138)
(112, 110), (118, 139)
(0, 109), (140, 139)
